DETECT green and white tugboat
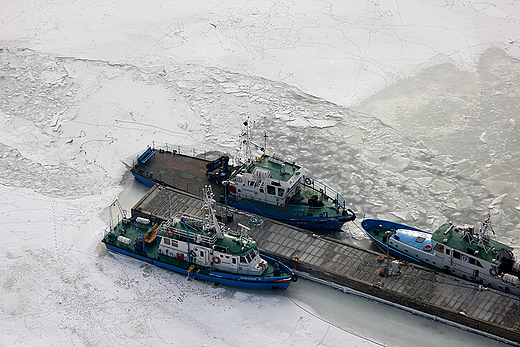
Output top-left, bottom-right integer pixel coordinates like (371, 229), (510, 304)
(223, 120), (356, 230)
(102, 186), (295, 289)
(361, 215), (520, 295)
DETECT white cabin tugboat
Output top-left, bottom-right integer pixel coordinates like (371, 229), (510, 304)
(361, 216), (520, 295)
(223, 120), (356, 231)
(102, 186), (295, 289)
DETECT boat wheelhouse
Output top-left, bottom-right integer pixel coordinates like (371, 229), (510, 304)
(361, 217), (520, 296)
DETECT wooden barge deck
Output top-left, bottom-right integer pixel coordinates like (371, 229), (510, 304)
(131, 185), (520, 345)
(130, 148), (229, 198)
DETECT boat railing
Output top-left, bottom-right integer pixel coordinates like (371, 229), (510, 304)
(302, 175), (346, 209)
(228, 191), (345, 217)
(106, 200), (128, 237)
(258, 247), (285, 263)
(141, 141), (236, 164)
(160, 218), (218, 245)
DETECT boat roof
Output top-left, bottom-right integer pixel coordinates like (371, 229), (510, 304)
(244, 155), (301, 183)
(432, 223), (513, 262)
(394, 228), (432, 252)
(157, 217), (256, 256)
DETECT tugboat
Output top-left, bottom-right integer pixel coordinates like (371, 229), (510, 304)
(222, 120), (355, 230)
(130, 119), (356, 231)
(361, 216), (520, 295)
(102, 186), (295, 289)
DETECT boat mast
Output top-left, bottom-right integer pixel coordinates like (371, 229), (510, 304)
(242, 118), (253, 164)
(477, 214), (495, 253)
(239, 117), (267, 164)
(203, 185), (224, 240)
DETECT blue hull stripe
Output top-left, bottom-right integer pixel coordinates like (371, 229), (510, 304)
(105, 244), (291, 289)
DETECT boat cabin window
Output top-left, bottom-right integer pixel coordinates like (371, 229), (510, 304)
(232, 258), (236, 264)
(271, 181), (281, 187)
(469, 257), (475, 265)
(164, 238), (170, 245)
(453, 250), (461, 260)
(446, 248), (450, 255)
(249, 181), (255, 187)
(259, 187), (264, 193)
(476, 260), (483, 268)
(267, 185), (276, 195)
(277, 188), (285, 197)
(199, 251), (204, 257)
(433, 243), (444, 253)
(240, 256), (248, 264)
(246, 253), (253, 262)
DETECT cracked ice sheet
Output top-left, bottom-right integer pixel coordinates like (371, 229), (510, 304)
(1, 44), (519, 240)
(0, 1), (518, 346)
(0, 49), (383, 346)
(1, 1), (519, 107)
(0, 188), (374, 347)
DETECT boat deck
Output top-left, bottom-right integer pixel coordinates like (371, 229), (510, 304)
(131, 185), (520, 344)
(103, 218), (212, 274)
(433, 223), (513, 263)
(131, 149), (227, 198)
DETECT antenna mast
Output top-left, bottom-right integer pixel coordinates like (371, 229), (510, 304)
(203, 185), (224, 239)
(242, 118), (252, 164)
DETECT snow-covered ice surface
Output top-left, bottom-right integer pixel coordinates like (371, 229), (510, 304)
(1, 0), (519, 346)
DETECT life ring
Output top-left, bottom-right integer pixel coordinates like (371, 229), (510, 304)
(489, 268), (498, 277)
(285, 196), (291, 204)
(213, 256), (221, 264)
(279, 204), (288, 211)
(423, 244), (432, 252)
(166, 227), (174, 236)
(305, 177), (312, 185)
(236, 177), (243, 183)
(295, 186), (301, 194)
